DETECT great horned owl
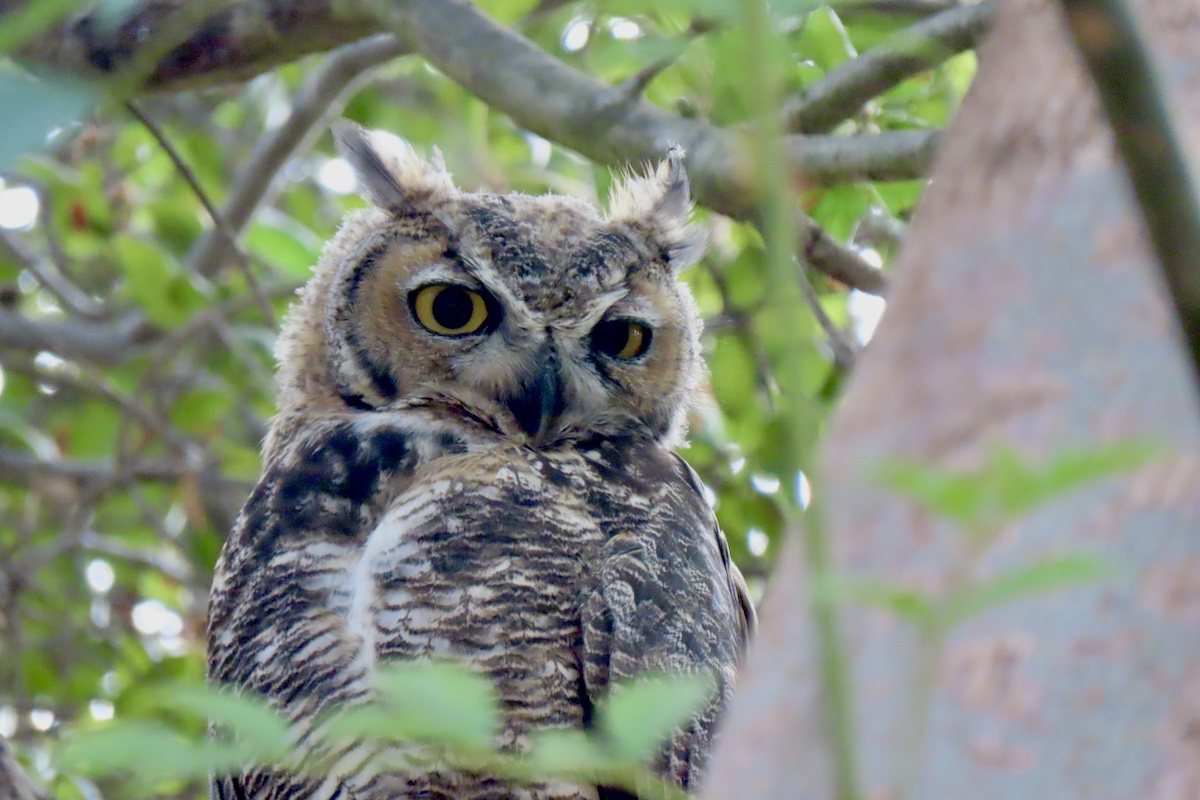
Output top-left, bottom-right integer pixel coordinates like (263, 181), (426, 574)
(207, 122), (755, 800)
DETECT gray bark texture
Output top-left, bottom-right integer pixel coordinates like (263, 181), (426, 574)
(705, 0), (1200, 797)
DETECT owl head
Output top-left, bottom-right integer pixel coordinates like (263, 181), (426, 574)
(275, 122), (709, 448)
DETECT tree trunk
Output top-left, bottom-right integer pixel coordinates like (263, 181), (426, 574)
(706, 0), (1200, 797)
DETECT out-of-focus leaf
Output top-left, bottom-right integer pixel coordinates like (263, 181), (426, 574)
(598, 673), (713, 762)
(153, 685), (292, 762)
(793, 7), (856, 72)
(114, 234), (207, 326)
(369, 661), (500, 750)
(830, 575), (937, 625)
(56, 722), (244, 779)
(0, 67), (95, 170)
(0, 0), (81, 54)
(878, 442), (1157, 528)
(945, 553), (1113, 625)
(527, 729), (613, 774)
(245, 213), (322, 279)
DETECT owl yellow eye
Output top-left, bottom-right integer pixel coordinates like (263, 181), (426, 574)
(411, 284), (491, 336)
(591, 319), (652, 360)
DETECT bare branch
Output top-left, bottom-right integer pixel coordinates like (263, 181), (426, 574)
(0, 446), (251, 500)
(353, 0), (906, 292)
(0, 738), (37, 800)
(796, 261), (858, 370)
(786, 128), (940, 183)
(78, 529), (192, 583)
(1060, 0), (1200, 378)
(15, 0), (928, 293)
(0, 229), (110, 319)
(800, 214), (889, 294)
(17, 0), (382, 92)
(0, 309), (159, 363)
(785, 0), (996, 134)
(832, 0), (967, 18)
(187, 33), (410, 278)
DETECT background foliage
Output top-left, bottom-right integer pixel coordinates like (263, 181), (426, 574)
(0, 0), (980, 796)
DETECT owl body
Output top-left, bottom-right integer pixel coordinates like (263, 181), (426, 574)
(208, 124), (753, 800)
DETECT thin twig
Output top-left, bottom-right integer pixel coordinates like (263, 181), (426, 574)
(796, 261), (858, 370)
(79, 529), (192, 584)
(785, 0), (996, 134)
(800, 213), (889, 294)
(1059, 0), (1200, 379)
(705, 261), (778, 408)
(186, 34), (410, 278)
(0, 228), (109, 319)
(0, 447), (186, 485)
(832, 0), (964, 19)
(0, 308), (158, 363)
(125, 100), (276, 323)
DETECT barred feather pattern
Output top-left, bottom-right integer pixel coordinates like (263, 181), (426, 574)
(207, 400), (752, 800)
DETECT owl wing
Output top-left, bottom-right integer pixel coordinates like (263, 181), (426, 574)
(579, 447), (754, 791)
(206, 416), (436, 800)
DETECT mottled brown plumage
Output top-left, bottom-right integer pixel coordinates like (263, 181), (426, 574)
(207, 123), (754, 800)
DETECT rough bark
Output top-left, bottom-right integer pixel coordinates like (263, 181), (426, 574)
(16, 0), (381, 91)
(705, 0), (1200, 797)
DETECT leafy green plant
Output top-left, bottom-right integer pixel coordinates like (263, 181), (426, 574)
(56, 662), (712, 800)
(832, 441), (1157, 798)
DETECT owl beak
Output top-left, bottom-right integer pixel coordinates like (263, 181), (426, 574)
(504, 359), (566, 443)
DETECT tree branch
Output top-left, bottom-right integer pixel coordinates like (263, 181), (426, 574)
(1059, 0), (1200, 380)
(785, 0), (996, 134)
(0, 310), (159, 363)
(0, 228), (110, 319)
(15, 0), (928, 293)
(355, 0), (903, 292)
(786, 128), (940, 183)
(17, 0), (382, 92)
(0, 737), (37, 800)
(187, 33), (409, 278)
(801, 215), (889, 294)
(796, 260), (858, 370)
(0, 447), (250, 504)
(833, 0), (967, 19)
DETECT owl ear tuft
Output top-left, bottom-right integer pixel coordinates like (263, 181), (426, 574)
(331, 120), (456, 214)
(608, 145), (708, 273)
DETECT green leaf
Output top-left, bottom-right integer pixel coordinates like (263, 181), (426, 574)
(829, 575), (937, 625)
(878, 441), (1157, 528)
(56, 722), (245, 780)
(369, 661), (500, 750)
(793, 7), (856, 72)
(114, 234), (207, 327)
(244, 213), (322, 279)
(598, 673), (713, 762)
(152, 685), (292, 762)
(945, 553), (1112, 626)
(526, 728), (613, 775)
(0, 67), (95, 171)
(0, 0), (81, 54)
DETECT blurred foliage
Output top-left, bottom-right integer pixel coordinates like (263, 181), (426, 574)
(847, 442), (1157, 630)
(0, 0), (975, 796)
(57, 663), (709, 800)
